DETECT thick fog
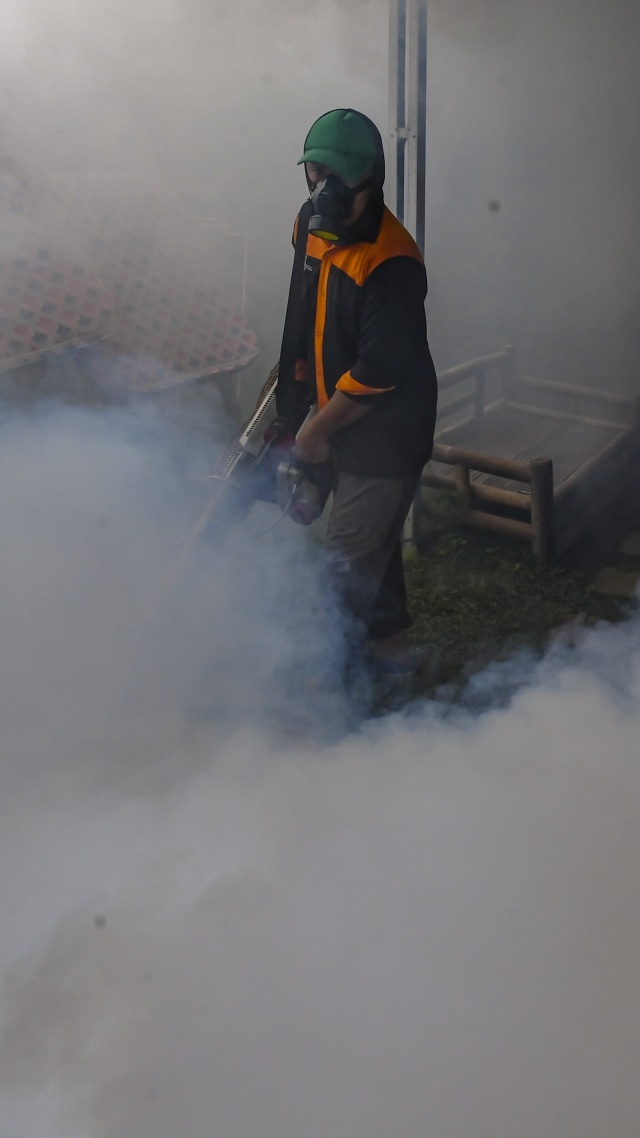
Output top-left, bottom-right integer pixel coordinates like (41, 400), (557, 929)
(3, 0), (640, 391)
(0, 403), (639, 1137)
(427, 0), (640, 388)
(2, 2), (640, 1136)
(1, 0), (388, 398)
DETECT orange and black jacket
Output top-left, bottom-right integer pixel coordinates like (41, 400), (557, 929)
(291, 194), (438, 479)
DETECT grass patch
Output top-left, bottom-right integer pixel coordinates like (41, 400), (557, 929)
(404, 527), (630, 694)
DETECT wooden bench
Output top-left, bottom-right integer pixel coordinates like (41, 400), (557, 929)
(414, 347), (640, 565)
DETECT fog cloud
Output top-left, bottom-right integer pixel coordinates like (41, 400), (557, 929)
(426, 0), (640, 386)
(0, 403), (639, 1137)
(4, 0), (639, 389)
(1, 7), (640, 1131)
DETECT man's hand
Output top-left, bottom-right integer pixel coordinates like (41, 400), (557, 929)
(294, 390), (372, 464)
(294, 419), (332, 465)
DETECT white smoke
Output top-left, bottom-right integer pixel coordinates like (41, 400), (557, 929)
(0, 0), (387, 212)
(0, 403), (639, 1138)
(0, 0), (388, 396)
(5, 0), (638, 387)
(426, 0), (640, 384)
(2, 4), (640, 1131)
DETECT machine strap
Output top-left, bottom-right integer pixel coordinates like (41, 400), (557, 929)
(275, 198), (314, 421)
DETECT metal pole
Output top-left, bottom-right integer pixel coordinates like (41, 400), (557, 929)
(388, 0), (427, 253)
(388, 0), (406, 226)
(389, 0), (428, 544)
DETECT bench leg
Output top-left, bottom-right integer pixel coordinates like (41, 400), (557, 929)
(530, 458), (555, 566)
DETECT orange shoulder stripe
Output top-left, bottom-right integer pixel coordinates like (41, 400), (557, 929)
(336, 371), (395, 397)
(329, 207), (423, 286)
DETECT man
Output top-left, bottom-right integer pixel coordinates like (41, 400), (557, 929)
(277, 108), (438, 675)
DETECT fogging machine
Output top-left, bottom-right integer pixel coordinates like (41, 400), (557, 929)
(203, 364), (331, 536)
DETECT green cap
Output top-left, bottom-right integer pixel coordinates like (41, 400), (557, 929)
(298, 108), (378, 185)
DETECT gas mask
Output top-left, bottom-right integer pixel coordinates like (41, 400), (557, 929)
(308, 172), (372, 242)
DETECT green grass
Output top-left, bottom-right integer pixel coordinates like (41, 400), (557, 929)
(404, 526), (629, 694)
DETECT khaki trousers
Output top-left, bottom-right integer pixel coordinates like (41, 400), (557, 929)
(324, 470), (420, 642)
